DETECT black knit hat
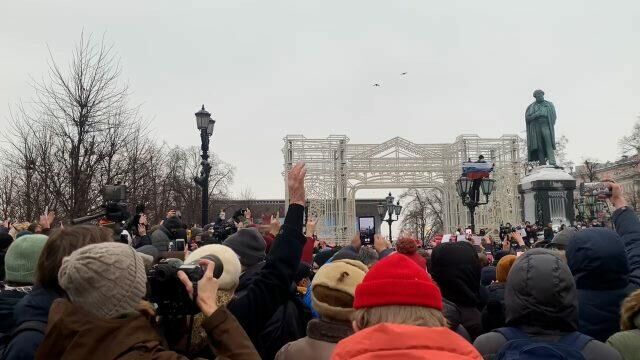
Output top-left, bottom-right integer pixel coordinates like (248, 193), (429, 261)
(222, 228), (266, 267)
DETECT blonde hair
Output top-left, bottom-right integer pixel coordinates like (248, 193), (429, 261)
(353, 305), (447, 330)
(620, 289), (640, 331)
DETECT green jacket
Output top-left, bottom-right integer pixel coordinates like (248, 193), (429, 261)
(607, 327), (640, 360)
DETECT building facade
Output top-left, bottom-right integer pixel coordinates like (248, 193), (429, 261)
(574, 155), (640, 211)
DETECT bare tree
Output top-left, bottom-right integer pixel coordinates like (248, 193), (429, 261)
(555, 135), (572, 171)
(580, 159), (600, 182)
(400, 189), (443, 242)
(619, 116), (640, 155)
(237, 187), (257, 210)
(0, 33), (235, 226)
(3, 32), (139, 219)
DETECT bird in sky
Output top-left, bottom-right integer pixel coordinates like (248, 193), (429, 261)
(400, 72), (408, 75)
(373, 83), (380, 87)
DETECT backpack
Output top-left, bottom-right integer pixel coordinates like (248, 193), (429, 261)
(0, 320), (47, 359)
(258, 293), (312, 360)
(494, 327), (592, 360)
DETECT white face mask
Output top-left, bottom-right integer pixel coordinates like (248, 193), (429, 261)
(220, 211), (226, 220)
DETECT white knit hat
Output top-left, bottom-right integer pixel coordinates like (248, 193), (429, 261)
(185, 244), (242, 291)
(58, 242), (147, 318)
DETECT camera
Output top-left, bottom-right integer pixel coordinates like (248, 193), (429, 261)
(147, 255), (224, 316)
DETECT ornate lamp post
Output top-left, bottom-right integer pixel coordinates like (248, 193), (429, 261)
(576, 200), (586, 223)
(193, 105), (216, 226)
(455, 177), (496, 234)
(377, 193), (402, 240)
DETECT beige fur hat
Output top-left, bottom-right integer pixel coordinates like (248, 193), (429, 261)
(312, 259), (368, 321)
(185, 244), (241, 291)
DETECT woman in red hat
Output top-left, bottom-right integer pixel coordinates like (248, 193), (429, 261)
(331, 254), (482, 359)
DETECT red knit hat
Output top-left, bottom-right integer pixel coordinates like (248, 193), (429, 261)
(354, 253), (443, 310)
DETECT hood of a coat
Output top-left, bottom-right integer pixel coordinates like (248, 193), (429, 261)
(430, 242), (481, 307)
(566, 228), (629, 291)
(36, 299), (164, 360)
(331, 323), (482, 360)
(13, 285), (60, 325)
(505, 249), (578, 332)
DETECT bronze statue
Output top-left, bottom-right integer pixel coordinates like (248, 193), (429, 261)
(525, 89), (556, 166)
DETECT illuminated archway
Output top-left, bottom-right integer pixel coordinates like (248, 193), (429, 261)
(284, 135), (522, 243)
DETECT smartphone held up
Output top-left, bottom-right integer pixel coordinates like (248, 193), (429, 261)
(580, 182), (612, 198)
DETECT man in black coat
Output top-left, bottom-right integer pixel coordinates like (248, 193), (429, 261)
(226, 163), (309, 357)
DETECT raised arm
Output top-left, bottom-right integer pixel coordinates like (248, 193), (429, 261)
(227, 163), (308, 341)
(608, 182), (640, 287)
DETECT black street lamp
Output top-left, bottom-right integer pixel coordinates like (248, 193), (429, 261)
(455, 176), (496, 234)
(377, 192), (403, 240)
(193, 105), (216, 226)
(576, 200), (586, 222)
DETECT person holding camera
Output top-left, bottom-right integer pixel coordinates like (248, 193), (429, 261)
(35, 242), (259, 359)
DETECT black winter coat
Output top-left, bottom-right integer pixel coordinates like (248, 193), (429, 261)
(3, 286), (60, 359)
(0, 250), (6, 281)
(227, 204), (307, 356)
(481, 282), (506, 332)
(258, 284), (312, 359)
(0, 285), (32, 334)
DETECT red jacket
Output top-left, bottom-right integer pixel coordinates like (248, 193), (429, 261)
(301, 237), (314, 265)
(263, 234), (313, 265)
(331, 323), (482, 360)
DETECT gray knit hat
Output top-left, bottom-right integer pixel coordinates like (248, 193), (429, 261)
(58, 242), (147, 318)
(223, 228), (266, 267)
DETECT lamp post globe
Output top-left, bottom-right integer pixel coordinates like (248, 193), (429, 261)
(195, 105), (211, 130)
(456, 175), (495, 234)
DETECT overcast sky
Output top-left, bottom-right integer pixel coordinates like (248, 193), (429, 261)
(1, 0), (638, 199)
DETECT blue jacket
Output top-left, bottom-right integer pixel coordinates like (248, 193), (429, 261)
(613, 207), (640, 288)
(4, 286), (60, 360)
(566, 207), (640, 342)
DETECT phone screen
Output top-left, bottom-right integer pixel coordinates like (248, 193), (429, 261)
(358, 217), (375, 246)
(176, 239), (185, 251)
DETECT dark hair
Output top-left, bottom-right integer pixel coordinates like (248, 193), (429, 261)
(27, 223), (40, 233)
(36, 225), (113, 293)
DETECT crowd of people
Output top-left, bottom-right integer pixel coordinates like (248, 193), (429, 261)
(0, 163), (639, 359)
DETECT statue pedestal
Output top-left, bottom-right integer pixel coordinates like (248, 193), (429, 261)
(518, 166), (576, 227)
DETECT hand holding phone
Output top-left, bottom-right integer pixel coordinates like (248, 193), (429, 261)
(602, 180), (627, 210)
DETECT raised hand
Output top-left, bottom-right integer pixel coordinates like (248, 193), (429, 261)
(305, 216), (318, 237)
(39, 211), (55, 230)
(374, 234), (390, 254)
(269, 215), (281, 236)
(137, 223), (147, 236)
(603, 180), (627, 210)
(288, 162), (307, 206)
